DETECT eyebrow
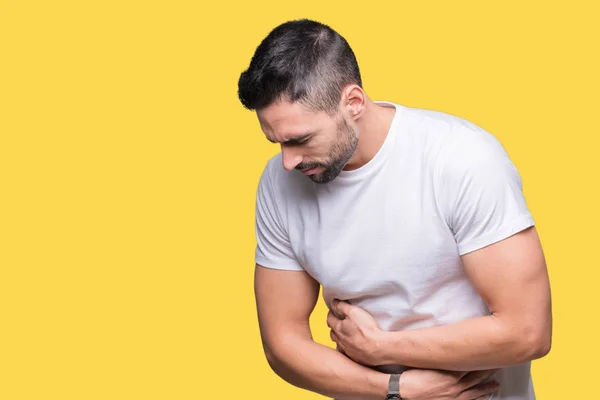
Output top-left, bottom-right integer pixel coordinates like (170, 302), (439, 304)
(266, 133), (313, 144)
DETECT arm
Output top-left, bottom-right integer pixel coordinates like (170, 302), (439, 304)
(378, 226), (551, 370)
(329, 133), (552, 371)
(254, 158), (502, 396)
(253, 164), (391, 398)
(255, 264), (389, 400)
(255, 264), (501, 400)
(329, 226), (552, 371)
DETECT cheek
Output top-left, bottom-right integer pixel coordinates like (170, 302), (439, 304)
(315, 136), (337, 155)
(302, 140), (324, 156)
(301, 133), (337, 162)
(309, 145), (333, 163)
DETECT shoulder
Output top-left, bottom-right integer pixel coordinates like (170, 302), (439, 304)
(396, 106), (510, 175)
(403, 107), (524, 206)
(426, 110), (524, 209)
(401, 106), (481, 132)
(402, 107), (511, 170)
(404, 106), (502, 146)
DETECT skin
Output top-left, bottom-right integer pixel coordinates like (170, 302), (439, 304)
(256, 85), (395, 181)
(253, 85), (510, 399)
(256, 265), (499, 400)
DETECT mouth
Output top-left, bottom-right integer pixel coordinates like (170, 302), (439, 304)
(301, 166), (320, 175)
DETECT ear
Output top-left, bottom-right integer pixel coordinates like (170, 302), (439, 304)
(341, 84), (366, 120)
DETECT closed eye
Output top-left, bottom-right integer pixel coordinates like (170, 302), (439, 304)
(266, 133), (315, 145)
(285, 135), (312, 146)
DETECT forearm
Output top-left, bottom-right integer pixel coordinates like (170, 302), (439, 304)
(266, 333), (389, 400)
(379, 314), (550, 371)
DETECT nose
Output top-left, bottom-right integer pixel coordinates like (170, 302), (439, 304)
(281, 147), (303, 171)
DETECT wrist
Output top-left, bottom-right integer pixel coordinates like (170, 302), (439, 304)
(374, 330), (395, 365)
(398, 369), (424, 400)
(385, 373), (403, 400)
(398, 372), (410, 400)
(367, 371), (391, 400)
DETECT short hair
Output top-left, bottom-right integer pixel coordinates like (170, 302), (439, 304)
(237, 19), (362, 113)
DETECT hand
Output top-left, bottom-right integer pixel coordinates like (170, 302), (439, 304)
(399, 369), (499, 400)
(327, 299), (385, 366)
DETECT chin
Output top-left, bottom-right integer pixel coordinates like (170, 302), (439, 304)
(309, 172), (337, 184)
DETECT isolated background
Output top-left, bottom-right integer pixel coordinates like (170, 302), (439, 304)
(1, 1), (598, 399)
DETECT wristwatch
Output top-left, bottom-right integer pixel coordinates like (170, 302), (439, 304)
(385, 373), (403, 400)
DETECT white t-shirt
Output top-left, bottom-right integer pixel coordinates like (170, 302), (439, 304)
(255, 101), (537, 400)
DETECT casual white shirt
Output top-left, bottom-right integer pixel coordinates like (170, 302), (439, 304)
(255, 101), (537, 400)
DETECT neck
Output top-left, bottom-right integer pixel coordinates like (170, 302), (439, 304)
(343, 98), (396, 171)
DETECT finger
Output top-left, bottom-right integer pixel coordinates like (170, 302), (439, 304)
(458, 381), (499, 400)
(327, 310), (342, 330)
(331, 298), (351, 319)
(459, 369), (498, 389)
(330, 331), (345, 352)
(452, 370), (470, 380)
(330, 330), (339, 343)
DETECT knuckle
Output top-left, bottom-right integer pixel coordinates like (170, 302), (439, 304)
(447, 384), (463, 397)
(440, 386), (458, 398)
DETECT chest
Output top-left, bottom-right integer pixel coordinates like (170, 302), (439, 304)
(287, 179), (462, 300)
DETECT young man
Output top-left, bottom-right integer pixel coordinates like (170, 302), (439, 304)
(238, 19), (552, 400)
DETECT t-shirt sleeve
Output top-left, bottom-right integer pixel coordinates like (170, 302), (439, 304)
(254, 164), (304, 271)
(437, 135), (535, 256)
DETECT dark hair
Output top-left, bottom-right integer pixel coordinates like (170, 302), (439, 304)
(238, 19), (362, 113)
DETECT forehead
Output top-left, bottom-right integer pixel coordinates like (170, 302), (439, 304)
(256, 100), (333, 139)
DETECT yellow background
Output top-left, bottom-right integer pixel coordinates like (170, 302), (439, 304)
(1, 1), (598, 399)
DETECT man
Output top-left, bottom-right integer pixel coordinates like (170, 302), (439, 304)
(237, 19), (552, 400)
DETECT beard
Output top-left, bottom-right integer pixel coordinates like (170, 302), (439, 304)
(295, 117), (358, 184)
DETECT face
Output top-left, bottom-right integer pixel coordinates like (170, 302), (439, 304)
(257, 100), (358, 184)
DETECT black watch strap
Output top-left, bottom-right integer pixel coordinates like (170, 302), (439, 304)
(385, 373), (402, 400)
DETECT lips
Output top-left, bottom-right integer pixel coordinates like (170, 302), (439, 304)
(301, 166), (319, 175)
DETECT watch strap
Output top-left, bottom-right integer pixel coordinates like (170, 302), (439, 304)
(385, 373), (402, 399)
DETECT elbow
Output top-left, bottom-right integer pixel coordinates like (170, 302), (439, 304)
(528, 329), (552, 360)
(264, 344), (283, 372)
(515, 323), (552, 362)
(262, 341), (306, 389)
(263, 340), (294, 378)
(261, 328), (312, 381)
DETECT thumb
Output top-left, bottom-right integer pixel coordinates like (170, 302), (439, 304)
(331, 299), (352, 319)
